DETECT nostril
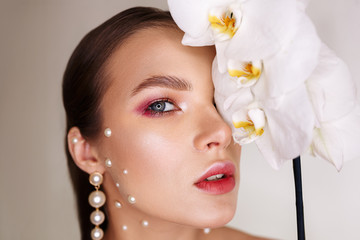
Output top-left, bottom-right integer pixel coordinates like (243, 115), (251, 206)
(207, 142), (220, 149)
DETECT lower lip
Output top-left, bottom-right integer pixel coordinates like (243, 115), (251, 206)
(195, 176), (235, 195)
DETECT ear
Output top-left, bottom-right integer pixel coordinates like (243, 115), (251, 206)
(67, 127), (105, 175)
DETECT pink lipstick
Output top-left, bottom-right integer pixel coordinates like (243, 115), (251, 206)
(195, 162), (235, 195)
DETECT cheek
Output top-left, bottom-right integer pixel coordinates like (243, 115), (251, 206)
(106, 125), (189, 195)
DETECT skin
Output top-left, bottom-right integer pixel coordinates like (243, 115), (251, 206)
(68, 27), (269, 240)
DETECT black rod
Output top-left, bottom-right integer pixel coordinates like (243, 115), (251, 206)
(293, 156), (305, 240)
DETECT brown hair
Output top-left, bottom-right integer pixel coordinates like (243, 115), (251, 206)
(62, 7), (178, 239)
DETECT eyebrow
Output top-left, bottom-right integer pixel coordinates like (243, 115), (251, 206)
(131, 75), (193, 96)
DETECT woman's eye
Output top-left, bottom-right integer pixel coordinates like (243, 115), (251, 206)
(146, 99), (177, 116)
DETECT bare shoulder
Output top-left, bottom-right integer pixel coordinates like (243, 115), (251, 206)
(206, 226), (272, 240)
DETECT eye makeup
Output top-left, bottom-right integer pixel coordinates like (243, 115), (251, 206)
(135, 97), (181, 117)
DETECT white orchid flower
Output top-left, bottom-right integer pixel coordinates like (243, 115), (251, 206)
(169, 0), (320, 95)
(169, 0), (299, 59)
(168, 0), (239, 46)
(232, 107), (266, 145)
(169, 0), (358, 170)
(208, 3), (242, 42)
(306, 45), (357, 123)
(227, 59), (263, 88)
(251, 13), (321, 98)
(306, 45), (360, 169)
(213, 60), (316, 169)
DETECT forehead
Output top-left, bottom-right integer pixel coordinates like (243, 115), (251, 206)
(104, 27), (215, 98)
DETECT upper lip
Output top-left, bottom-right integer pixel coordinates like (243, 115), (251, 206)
(195, 161), (235, 184)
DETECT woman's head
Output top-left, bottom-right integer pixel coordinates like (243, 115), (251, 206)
(63, 6), (241, 239)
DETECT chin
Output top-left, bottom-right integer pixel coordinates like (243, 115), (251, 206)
(206, 206), (237, 228)
(190, 199), (238, 229)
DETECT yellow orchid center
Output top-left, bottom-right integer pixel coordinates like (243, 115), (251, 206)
(228, 61), (262, 85)
(231, 108), (266, 145)
(209, 10), (238, 39)
(233, 120), (264, 137)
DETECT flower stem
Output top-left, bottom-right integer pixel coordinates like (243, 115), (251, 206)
(293, 156), (305, 240)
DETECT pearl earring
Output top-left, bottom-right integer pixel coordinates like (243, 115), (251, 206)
(71, 137), (79, 144)
(89, 172), (106, 240)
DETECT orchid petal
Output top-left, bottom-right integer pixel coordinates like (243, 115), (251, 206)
(213, 58), (254, 111)
(306, 44), (356, 122)
(215, 41), (229, 73)
(212, 57), (238, 95)
(181, 31), (215, 47)
(262, 13), (321, 97)
(168, 0), (235, 39)
(257, 85), (316, 161)
(311, 106), (360, 170)
(213, 67), (254, 127)
(296, 0), (310, 11)
(226, 0), (299, 61)
(255, 127), (291, 170)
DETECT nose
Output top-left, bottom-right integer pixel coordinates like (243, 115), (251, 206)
(193, 106), (233, 152)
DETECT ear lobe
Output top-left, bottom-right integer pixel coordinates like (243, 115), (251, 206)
(67, 127), (105, 175)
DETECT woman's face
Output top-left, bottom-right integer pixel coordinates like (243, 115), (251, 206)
(97, 27), (241, 228)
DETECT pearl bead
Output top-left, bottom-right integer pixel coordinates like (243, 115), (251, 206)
(71, 137), (78, 144)
(105, 158), (112, 167)
(89, 172), (103, 187)
(123, 169), (128, 175)
(91, 227), (104, 240)
(128, 195), (136, 204)
(141, 220), (149, 227)
(115, 182), (120, 188)
(115, 201), (122, 208)
(89, 190), (106, 208)
(122, 225), (128, 231)
(104, 128), (112, 137)
(90, 209), (105, 225)
(204, 228), (211, 234)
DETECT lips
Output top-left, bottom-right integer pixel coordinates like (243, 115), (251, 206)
(195, 162), (236, 195)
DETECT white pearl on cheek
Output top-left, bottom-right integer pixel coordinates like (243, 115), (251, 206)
(123, 169), (128, 175)
(115, 182), (120, 188)
(204, 228), (211, 234)
(122, 225), (128, 231)
(115, 201), (122, 208)
(104, 128), (112, 137)
(128, 195), (136, 204)
(105, 158), (112, 167)
(141, 220), (149, 227)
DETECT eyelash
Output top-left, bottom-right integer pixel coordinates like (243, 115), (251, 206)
(144, 98), (179, 117)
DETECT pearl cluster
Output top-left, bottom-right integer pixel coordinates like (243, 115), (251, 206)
(99, 128), (150, 234)
(89, 172), (106, 240)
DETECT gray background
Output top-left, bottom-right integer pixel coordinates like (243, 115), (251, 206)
(1, 0), (359, 239)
